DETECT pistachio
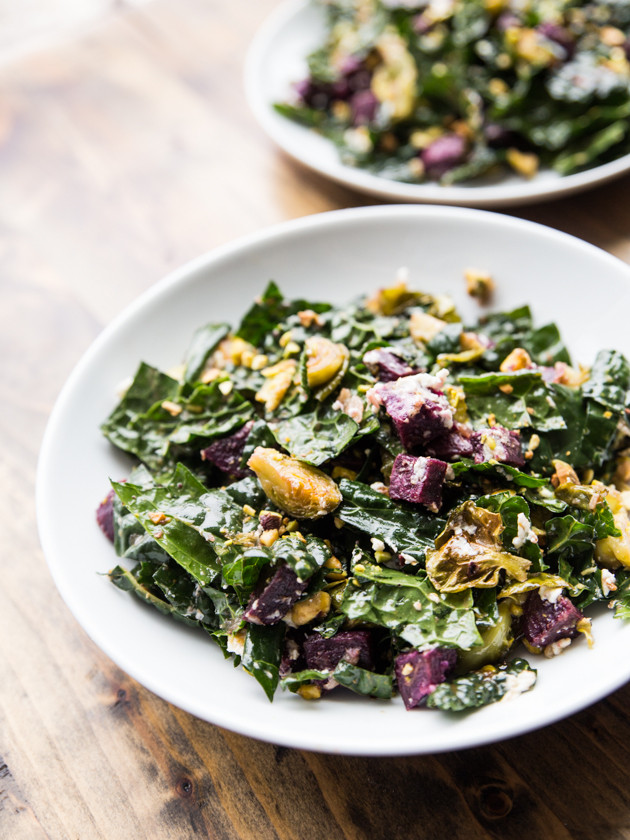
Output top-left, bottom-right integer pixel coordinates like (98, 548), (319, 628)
(255, 359), (297, 412)
(464, 269), (495, 303)
(506, 148), (539, 179)
(551, 459), (579, 488)
(305, 336), (349, 388)
(500, 347), (533, 372)
(259, 528), (279, 548)
(217, 337), (257, 367)
(247, 447), (342, 519)
(289, 591), (331, 626)
(409, 309), (446, 344)
(298, 684), (322, 700)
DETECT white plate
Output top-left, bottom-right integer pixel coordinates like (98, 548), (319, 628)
(245, 0), (630, 208)
(37, 205), (630, 755)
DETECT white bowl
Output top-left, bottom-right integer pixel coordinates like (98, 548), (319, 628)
(245, 0), (630, 207)
(37, 205), (630, 755)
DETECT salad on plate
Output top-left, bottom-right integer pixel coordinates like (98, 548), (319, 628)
(274, 0), (630, 186)
(97, 272), (630, 713)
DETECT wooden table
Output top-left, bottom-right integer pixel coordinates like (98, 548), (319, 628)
(3, 1), (630, 837)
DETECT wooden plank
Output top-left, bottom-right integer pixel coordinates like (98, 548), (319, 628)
(1, 0), (630, 838)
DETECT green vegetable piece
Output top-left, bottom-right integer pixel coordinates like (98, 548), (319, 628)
(101, 362), (179, 464)
(457, 601), (514, 672)
(242, 623), (285, 702)
(247, 447), (342, 519)
(271, 402), (359, 466)
(182, 322), (230, 383)
(340, 564), (482, 651)
(427, 659), (536, 712)
(111, 464), (247, 586)
(102, 362), (253, 470)
(332, 661), (393, 699)
(281, 669), (329, 692)
(338, 479), (444, 561)
(272, 534), (331, 581)
(426, 501), (531, 593)
(109, 564), (184, 619)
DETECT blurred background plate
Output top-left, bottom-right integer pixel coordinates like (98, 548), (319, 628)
(245, 0), (630, 208)
(38, 205), (630, 755)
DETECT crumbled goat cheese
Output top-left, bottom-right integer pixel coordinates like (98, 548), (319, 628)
(226, 631), (246, 657)
(539, 584), (563, 604)
(370, 481), (389, 494)
(601, 568), (617, 597)
(543, 637), (572, 658)
(410, 458), (428, 485)
(332, 387), (364, 423)
(343, 126), (373, 154)
(512, 512), (538, 549)
(501, 668), (537, 702)
(371, 537), (386, 553)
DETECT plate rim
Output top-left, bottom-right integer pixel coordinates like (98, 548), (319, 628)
(36, 204), (630, 755)
(244, 0), (630, 208)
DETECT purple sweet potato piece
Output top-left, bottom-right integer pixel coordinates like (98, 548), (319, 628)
(368, 374), (455, 449)
(389, 393), (454, 449)
(426, 422), (475, 461)
(472, 425), (525, 467)
(303, 630), (374, 672)
(395, 647), (457, 710)
(96, 489), (115, 542)
(389, 454), (448, 513)
(522, 592), (583, 649)
(201, 420), (254, 478)
(362, 348), (416, 382)
(421, 134), (467, 179)
(351, 89), (378, 125)
(244, 564), (307, 626)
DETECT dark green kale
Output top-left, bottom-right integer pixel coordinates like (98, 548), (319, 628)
(427, 659), (536, 711)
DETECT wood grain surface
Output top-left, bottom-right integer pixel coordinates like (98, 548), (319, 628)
(2, 1), (630, 838)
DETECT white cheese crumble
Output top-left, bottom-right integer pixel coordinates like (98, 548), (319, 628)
(539, 584), (563, 604)
(501, 668), (536, 702)
(512, 512), (539, 549)
(371, 537), (386, 553)
(370, 481), (389, 495)
(226, 631), (246, 657)
(343, 126), (373, 154)
(601, 568), (617, 597)
(332, 387), (364, 423)
(410, 458), (428, 486)
(543, 637), (572, 658)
